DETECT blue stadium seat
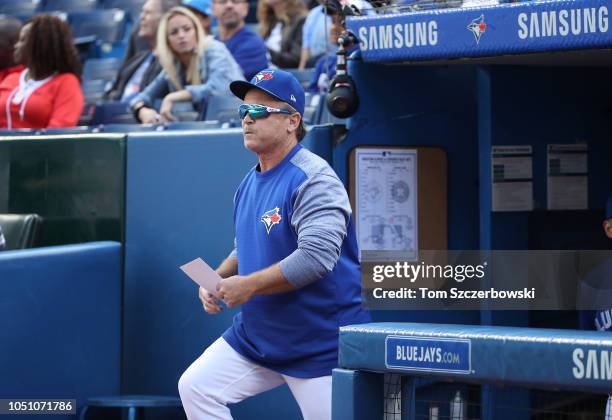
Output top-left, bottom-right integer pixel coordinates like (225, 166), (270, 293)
(101, 0), (145, 20)
(202, 95), (242, 124)
(44, 0), (98, 12)
(303, 92), (322, 125)
(90, 101), (136, 125)
(83, 58), (121, 82)
(82, 79), (109, 103)
(0, 0), (41, 15)
(286, 68), (315, 89)
(69, 9), (127, 44)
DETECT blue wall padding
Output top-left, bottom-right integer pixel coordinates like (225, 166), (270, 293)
(332, 369), (384, 420)
(0, 242), (122, 416)
(339, 322), (612, 394)
(123, 129), (304, 418)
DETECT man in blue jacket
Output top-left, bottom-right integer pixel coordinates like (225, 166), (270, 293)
(178, 69), (370, 420)
(212, 0), (269, 80)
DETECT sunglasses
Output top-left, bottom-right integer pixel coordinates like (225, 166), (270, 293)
(238, 104), (293, 120)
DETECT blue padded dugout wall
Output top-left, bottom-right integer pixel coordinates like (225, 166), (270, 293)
(0, 242), (122, 417)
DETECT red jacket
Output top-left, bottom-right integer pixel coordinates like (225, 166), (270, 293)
(0, 70), (84, 129)
(0, 65), (24, 84)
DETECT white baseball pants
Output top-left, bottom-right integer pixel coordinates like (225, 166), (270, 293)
(178, 337), (332, 420)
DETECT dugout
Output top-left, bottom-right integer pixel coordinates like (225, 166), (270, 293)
(1, 0), (612, 416)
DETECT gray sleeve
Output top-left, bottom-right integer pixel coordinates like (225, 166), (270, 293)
(279, 173), (351, 288)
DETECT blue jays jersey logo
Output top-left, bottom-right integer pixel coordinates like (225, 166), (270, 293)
(261, 207), (282, 234)
(467, 15), (487, 44)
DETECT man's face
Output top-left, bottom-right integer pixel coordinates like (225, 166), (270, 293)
(139, 0), (163, 40)
(242, 89), (295, 155)
(212, 0), (248, 31)
(604, 219), (612, 239)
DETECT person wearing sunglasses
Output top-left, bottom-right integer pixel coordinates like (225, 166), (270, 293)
(178, 68), (371, 420)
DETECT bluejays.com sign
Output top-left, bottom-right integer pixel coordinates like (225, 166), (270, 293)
(385, 336), (472, 374)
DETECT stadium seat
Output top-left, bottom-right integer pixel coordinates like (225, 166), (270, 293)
(172, 101), (200, 122)
(91, 101), (136, 125)
(82, 79), (109, 103)
(202, 95), (242, 124)
(303, 92), (322, 125)
(69, 9), (127, 44)
(101, 0), (145, 20)
(0, 214), (42, 250)
(0, 0), (41, 15)
(83, 58), (121, 82)
(287, 68), (315, 89)
(43, 0), (98, 13)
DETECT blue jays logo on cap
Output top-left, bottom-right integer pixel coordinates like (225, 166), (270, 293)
(261, 207), (282, 234)
(254, 71), (274, 84)
(230, 68), (305, 116)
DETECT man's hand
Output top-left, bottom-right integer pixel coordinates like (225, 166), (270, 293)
(199, 286), (223, 314)
(217, 276), (255, 308)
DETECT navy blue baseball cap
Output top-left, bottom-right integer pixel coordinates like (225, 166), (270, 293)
(230, 69), (305, 116)
(606, 193), (612, 219)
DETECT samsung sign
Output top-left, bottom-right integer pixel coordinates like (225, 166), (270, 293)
(349, 0), (612, 58)
(358, 21), (439, 50)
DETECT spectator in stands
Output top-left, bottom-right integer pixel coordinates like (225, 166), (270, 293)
(183, 0), (213, 34)
(299, 2), (333, 69)
(258, 0), (307, 68)
(0, 15), (83, 129)
(0, 225), (5, 251)
(104, 0), (180, 102)
(131, 6), (244, 124)
(212, 0), (269, 79)
(307, 14), (345, 93)
(0, 16), (23, 84)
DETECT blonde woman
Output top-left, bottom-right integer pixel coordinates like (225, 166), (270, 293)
(258, 0), (307, 68)
(131, 6), (244, 123)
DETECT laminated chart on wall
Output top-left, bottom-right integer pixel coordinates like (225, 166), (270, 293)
(491, 145), (533, 212)
(346, 0), (612, 63)
(547, 143), (588, 210)
(355, 148), (418, 262)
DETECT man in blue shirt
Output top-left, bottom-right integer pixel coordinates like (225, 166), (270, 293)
(212, 0), (269, 80)
(178, 69), (370, 420)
